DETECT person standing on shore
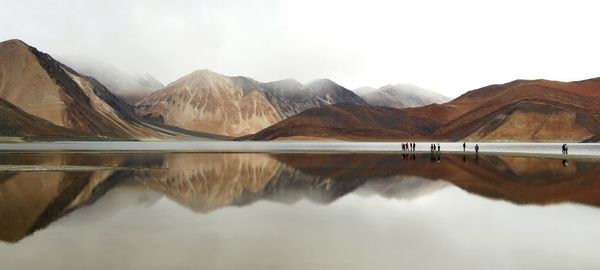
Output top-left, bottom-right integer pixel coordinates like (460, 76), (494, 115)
(463, 142), (466, 151)
(475, 144), (479, 155)
(562, 144), (569, 155)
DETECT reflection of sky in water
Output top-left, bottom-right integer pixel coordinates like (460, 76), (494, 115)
(2, 183), (599, 270)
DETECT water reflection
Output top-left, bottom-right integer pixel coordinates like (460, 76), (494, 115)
(1, 153), (600, 244)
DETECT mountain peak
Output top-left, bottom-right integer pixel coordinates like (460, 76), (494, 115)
(0, 39), (28, 47)
(304, 78), (367, 106)
(188, 69), (221, 78)
(166, 69), (226, 88)
(263, 79), (303, 90)
(0, 39), (34, 56)
(305, 78), (339, 88)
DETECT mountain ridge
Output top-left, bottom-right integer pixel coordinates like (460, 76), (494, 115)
(245, 78), (600, 141)
(0, 39), (185, 140)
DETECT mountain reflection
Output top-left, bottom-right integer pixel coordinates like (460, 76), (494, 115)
(1, 152), (599, 243)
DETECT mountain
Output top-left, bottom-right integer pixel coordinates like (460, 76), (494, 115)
(304, 79), (368, 106)
(360, 84), (450, 109)
(136, 70), (282, 137)
(429, 78), (600, 141)
(245, 78), (600, 141)
(0, 39), (181, 140)
(136, 71), (368, 137)
(59, 55), (163, 104)
(231, 77), (323, 119)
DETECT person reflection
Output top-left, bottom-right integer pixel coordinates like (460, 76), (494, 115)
(475, 154), (480, 164)
(462, 155), (466, 162)
(562, 159), (569, 167)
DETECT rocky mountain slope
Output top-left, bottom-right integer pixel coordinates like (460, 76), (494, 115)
(360, 84), (449, 108)
(243, 103), (438, 141)
(136, 71), (368, 137)
(59, 55), (163, 104)
(136, 70), (282, 137)
(304, 79), (368, 106)
(245, 78), (600, 141)
(0, 97), (93, 140)
(0, 39), (181, 140)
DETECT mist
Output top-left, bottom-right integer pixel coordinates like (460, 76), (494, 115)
(1, 0), (599, 97)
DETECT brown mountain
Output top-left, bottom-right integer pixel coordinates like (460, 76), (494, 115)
(136, 70), (282, 137)
(136, 71), (367, 137)
(243, 103), (438, 141)
(231, 77), (324, 119)
(0, 39), (183, 140)
(429, 79), (600, 141)
(245, 78), (600, 141)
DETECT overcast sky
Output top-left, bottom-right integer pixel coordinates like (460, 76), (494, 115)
(1, 0), (599, 97)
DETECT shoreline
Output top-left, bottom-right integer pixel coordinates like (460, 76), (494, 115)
(0, 141), (599, 160)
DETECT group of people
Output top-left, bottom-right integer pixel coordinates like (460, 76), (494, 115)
(463, 142), (480, 154)
(401, 142), (416, 152)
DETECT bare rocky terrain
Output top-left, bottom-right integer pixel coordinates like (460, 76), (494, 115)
(246, 78), (600, 142)
(136, 71), (368, 137)
(2, 38), (600, 142)
(0, 39), (186, 140)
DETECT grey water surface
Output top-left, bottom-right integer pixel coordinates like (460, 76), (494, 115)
(1, 151), (599, 269)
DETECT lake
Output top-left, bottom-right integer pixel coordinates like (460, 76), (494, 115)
(1, 151), (600, 269)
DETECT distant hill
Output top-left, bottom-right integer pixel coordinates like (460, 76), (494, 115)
(304, 79), (368, 106)
(352, 86), (376, 96)
(360, 84), (449, 109)
(243, 103), (438, 141)
(245, 78), (600, 142)
(59, 55), (163, 104)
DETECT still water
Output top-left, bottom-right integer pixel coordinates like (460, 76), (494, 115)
(1, 152), (600, 269)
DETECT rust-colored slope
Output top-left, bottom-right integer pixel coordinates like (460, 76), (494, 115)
(244, 103), (439, 141)
(246, 78), (600, 141)
(433, 79), (600, 140)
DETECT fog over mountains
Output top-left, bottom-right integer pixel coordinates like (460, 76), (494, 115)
(58, 55), (164, 104)
(358, 84), (450, 109)
(1, 39), (600, 142)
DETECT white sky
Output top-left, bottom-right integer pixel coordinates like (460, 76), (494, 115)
(1, 0), (599, 97)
